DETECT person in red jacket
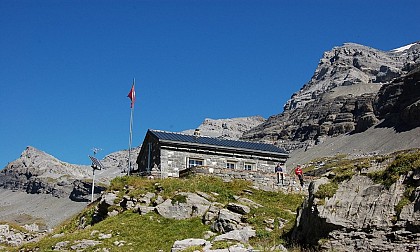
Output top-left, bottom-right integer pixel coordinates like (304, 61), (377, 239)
(295, 165), (304, 187)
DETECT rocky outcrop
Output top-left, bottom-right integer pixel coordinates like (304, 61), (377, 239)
(155, 192), (212, 220)
(0, 147), (109, 201)
(182, 116), (265, 140)
(242, 42), (420, 152)
(291, 164), (420, 251)
(101, 146), (141, 173)
(171, 238), (254, 252)
(284, 42), (420, 111)
(69, 180), (106, 202)
(0, 147), (88, 195)
(88, 189), (261, 250)
(0, 223), (51, 247)
(376, 65), (420, 129)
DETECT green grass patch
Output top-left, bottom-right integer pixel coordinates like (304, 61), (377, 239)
(368, 149), (420, 188)
(245, 190), (304, 249)
(307, 154), (371, 183)
(171, 194), (187, 204)
(314, 182), (339, 200)
(21, 211), (209, 252)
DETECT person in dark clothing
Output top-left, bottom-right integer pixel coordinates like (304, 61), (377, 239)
(275, 163), (284, 185)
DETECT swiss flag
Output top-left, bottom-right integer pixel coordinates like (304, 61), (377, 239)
(127, 83), (135, 108)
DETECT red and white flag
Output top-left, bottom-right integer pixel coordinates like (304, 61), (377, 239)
(127, 83), (135, 108)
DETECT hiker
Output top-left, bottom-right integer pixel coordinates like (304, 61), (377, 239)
(295, 165), (304, 187)
(275, 163), (284, 185)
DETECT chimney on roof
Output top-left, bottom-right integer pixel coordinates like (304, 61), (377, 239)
(194, 129), (201, 137)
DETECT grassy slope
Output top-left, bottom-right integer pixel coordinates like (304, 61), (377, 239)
(16, 176), (304, 252)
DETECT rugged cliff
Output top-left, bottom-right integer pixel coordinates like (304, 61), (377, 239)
(242, 42), (420, 153)
(291, 150), (420, 251)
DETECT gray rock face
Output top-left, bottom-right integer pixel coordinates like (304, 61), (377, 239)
(0, 146), (122, 202)
(69, 180), (106, 202)
(226, 203), (251, 215)
(171, 238), (211, 252)
(155, 192), (212, 220)
(285, 42), (420, 111)
(101, 146), (141, 172)
(242, 42), (420, 153)
(0, 224), (41, 247)
(376, 65), (420, 129)
(211, 208), (246, 234)
(400, 187), (420, 233)
(292, 169), (420, 251)
(0, 147), (91, 197)
(213, 227), (256, 243)
(182, 116), (265, 140)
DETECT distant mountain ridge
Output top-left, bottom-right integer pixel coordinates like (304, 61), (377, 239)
(181, 116), (265, 139)
(0, 146), (122, 200)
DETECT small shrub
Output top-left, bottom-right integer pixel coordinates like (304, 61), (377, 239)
(395, 197), (411, 218)
(395, 185), (417, 219)
(211, 241), (231, 249)
(355, 159), (371, 172)
(183, 245), (205, 252)
(314, 182), (339, 199)
(171, 194), (187, 204)
(256, 229), (271, 239)
(368, 150), (420, 188)
(333, 167), (355, 183)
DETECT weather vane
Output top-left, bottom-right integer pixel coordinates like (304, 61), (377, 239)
(91, 147), (102, 156)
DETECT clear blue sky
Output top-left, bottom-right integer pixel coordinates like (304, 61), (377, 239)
(1, 0), (419, 167)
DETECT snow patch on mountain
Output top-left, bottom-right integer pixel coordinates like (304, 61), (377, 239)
(391, 43), (416, 53)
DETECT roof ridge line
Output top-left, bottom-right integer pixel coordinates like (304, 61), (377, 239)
(150, 128), (276, 145)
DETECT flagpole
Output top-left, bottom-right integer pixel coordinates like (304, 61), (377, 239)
(127, 78), (135, 176)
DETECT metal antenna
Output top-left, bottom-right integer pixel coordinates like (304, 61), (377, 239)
(89, 147), (103, 203)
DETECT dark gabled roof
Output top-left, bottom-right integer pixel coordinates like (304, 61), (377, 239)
(148, 129), (288, 157)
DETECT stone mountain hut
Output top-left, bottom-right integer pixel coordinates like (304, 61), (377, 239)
(136, 129), (288, 179)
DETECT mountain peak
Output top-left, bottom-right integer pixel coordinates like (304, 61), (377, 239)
(283, 41), (419, 111)
(20, 146), (55, 161)
(3, 146), (89, 180)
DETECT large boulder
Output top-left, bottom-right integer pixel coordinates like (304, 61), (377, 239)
(211, 208), (245, 234)
(213, 226), (256, 243)
(155, 192), (211, 220)
(171, 238), (211, 252)
(226, 203), (251, 215)
(69, 180), (106, 202)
